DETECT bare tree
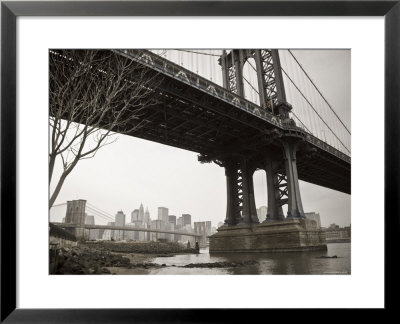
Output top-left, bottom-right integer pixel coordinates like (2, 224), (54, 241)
(49, 49), (160, 208)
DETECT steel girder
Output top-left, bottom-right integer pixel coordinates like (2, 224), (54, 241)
(220, 49), (287, 115)
(49, 49), (350, 195)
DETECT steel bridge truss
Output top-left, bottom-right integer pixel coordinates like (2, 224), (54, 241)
(218, 49), (304, 225)
(223, 159), (259, 226)
(219, 49), (287, 117)
(50, 49), (351, 228)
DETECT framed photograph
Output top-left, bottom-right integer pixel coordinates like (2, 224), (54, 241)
(1, 0), (398, 321)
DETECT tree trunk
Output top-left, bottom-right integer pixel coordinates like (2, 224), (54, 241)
(49, 153), (56, 185)
(49, 172), (68, 209)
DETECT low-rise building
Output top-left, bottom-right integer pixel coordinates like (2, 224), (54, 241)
(305, 212), (321, 228)
(323, 224), (351, 242)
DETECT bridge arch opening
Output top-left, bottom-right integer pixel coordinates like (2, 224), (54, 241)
(252, 169), (267, 222)
(242, 58), (260, 106)
(252, 169), (289, 222)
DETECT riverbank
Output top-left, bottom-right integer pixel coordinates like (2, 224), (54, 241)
(50, 242), (350, 275)
(50, 241), (198, 274)
(82, 240), (199, 254)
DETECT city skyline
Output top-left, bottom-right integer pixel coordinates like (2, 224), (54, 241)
(61, 202), (348, 230)
(50, 193), (349, 228)
(56, 198), (349, 247)
(51, 200), (214, 228)
(49, 49), (351, 228)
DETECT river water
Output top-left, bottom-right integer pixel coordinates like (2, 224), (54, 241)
(110, 243), (350, 275)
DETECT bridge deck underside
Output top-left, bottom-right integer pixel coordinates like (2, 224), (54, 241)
(50, 50), (350, 194)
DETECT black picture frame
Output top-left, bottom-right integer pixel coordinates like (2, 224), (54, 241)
(1, 0), (398, 322)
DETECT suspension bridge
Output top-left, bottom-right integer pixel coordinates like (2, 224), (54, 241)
(50, 49), (350, 251)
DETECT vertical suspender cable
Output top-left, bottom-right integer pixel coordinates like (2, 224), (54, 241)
(196, 52), (198, 74)
(191, 50), (194, 72)
(231, 50), (235, 92)
(210, 52), (213, 81)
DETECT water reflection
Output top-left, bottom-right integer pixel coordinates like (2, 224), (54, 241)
(149, 243), (350, 275)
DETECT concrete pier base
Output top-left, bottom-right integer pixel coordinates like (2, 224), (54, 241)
(209, 219), (327, 253)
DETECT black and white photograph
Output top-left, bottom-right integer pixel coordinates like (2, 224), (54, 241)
(49, 48), (351, 275)
(2, 0), (396, 319)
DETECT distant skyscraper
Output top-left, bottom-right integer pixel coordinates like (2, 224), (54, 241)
(115, 211), (126, 226)
(168, 215), (177, 226)
(158, 207), (169, 224)
(139, 203), (144, 222)
(144, 207), (150, 223)
(150, 220), (164, 241)
(115, 211), (126, 240)
(131, 209), (139, 223)
(177, 216), (183, 228)
(182, 214), (191, 227)
(168, 222), (175, 242)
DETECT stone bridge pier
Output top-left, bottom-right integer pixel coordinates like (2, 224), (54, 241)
(209, 132), (326, 253)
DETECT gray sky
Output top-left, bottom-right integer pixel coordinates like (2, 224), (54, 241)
(50, 49), (351, 228)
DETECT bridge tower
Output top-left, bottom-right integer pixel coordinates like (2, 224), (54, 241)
(219, 49), (305, 226)
(64, 199), (86, 240)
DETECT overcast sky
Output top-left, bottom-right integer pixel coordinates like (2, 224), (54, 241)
(50, 49), (351, 228)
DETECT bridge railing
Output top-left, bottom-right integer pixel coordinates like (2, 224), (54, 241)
(279, 50), (351, 156)
(284, 124), (350, 163)
(113, 49), (350, 163)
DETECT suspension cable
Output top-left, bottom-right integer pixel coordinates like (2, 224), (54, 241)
(247, 60), (257, 73)
(287, 50), (351, 135)
(243, 75), (259, 94)
(86, 205), (113, 219)
(281, 67), (351, 154)
(291, 110), (313, 135)
(50, 202), (67, 208)
(86, 203), (115, 220)
(173, 49), (221, 57)
(85, 207), (114, 222)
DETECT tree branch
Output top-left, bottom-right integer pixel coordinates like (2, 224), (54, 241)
(49, 49), (162, 208)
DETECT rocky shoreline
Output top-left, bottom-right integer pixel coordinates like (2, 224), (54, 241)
(49, 241), (261, 274)
(82, 241), (199, 254)
(49, 241), (197, 274)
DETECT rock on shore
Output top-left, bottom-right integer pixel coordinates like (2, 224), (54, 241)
(50, 241), (193, 274)
(50, 245), (130, 274)
(83, 241), (196, 254)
